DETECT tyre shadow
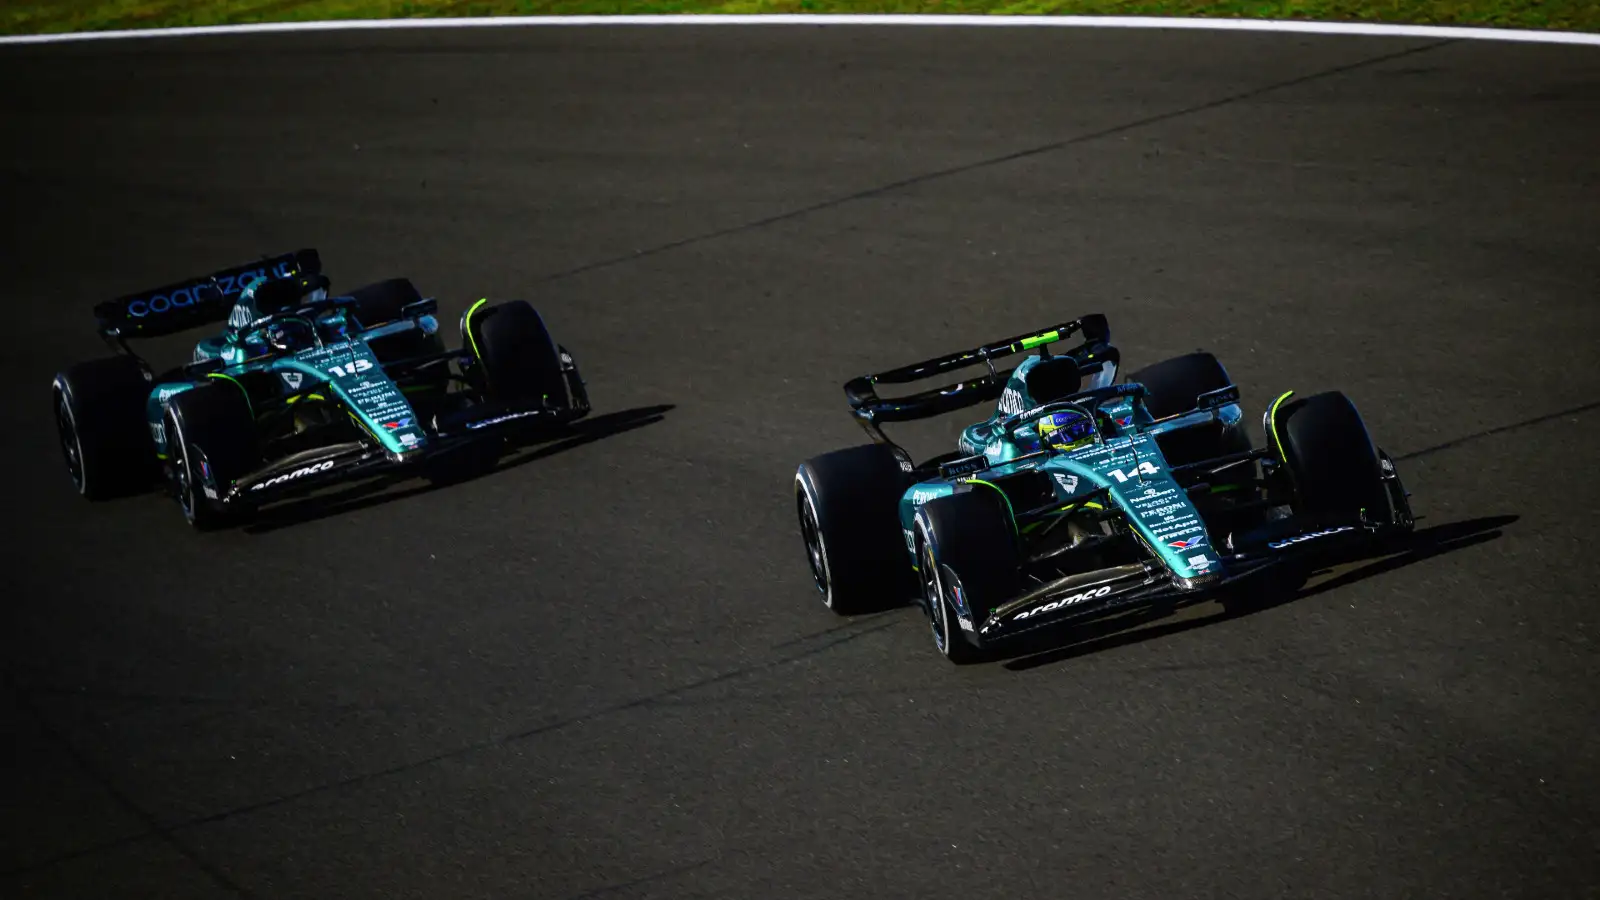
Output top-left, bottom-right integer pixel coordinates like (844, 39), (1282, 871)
(240, 404), (674, 534)
(996, 515), (1518, 672)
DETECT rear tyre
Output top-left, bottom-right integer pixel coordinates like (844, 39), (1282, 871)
(51, 356), (156, 500)
(1271, 391), (1390, 523)
(915, 488), (1020, 664)
(1124, 351), (1251, 464)
(346, 277), (422, 327)
(466, 300), (568, 407)
(351, 277), (448, 375)
(794, 443), (914, 616)
(164, 383), (261, 530)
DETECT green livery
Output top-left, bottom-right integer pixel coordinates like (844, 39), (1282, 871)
(796, 314), (1416, 663)
(52, 249), (592, 529)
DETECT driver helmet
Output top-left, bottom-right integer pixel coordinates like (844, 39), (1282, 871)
(263, 318), (316, 352)
(1037, 408), (1096, 453)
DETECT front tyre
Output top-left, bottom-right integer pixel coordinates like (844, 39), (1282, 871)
(51, 356), (156, 500)
(1270, 391), (1390, 524)
(794, 443), (913, 616)
(465, 300), (568, 407)
(915, 488), (1020, 664)
(165, 382), (260, 530)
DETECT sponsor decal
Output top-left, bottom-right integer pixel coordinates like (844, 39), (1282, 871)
(281, 371), (304, 390)
(1169, 536), (1205, 550)
(1053, 472), (1079, 493)
(1267, 525), (1356, 550)
(128, 286), (206, 318)
(149, 421), (165, 444)
(128, 262), (296, 320)
(1188, 554), (1212, 571)
(911, 488), (943, 505)
(213, 263), (294, 299)
(1015, 584), (1114, 620)
(227, 303), (253, 330)
(249, 459), (335, 492)
(1116, 415), (1133, 426)
(940, 455), (988, 477)
(903, 528), (916, 552)
(1197, 385), (1241, 410)
(399, 433), (420, 447)
(997, 387), (1025, 416)
(382, 418), (413, 430)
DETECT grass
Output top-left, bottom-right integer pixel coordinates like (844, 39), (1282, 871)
(4, 0), (1598, 38)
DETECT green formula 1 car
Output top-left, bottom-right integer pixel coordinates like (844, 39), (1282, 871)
(51, 249), (590, 528)
(794, 314), (1415, 662)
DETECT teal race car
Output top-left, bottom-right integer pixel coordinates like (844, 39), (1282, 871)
(51, 249), (590, 528)
(794, 314), (1415, 663)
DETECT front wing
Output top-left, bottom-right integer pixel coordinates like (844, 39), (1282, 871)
(214, 399), (585, 506)
(966, 519), (1383, 644)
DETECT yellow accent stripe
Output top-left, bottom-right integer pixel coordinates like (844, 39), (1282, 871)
(966, 478), (1017, 535)
(464, 298), (489, 362)
(205, 372), (253, 418)
(1266, 390), (1295, 461)
(347, 411), (380, 441)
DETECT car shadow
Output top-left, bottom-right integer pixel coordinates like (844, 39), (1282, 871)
(240, 404), (674, 534)
(995, 515), (1518, 672)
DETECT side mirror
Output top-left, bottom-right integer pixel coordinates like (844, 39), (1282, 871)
(401, 298), (438, 319)
(1196, 385), (1241, 411)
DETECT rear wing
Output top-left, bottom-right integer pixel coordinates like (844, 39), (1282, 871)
(93, 248), (322, 340)
(843, 314), (1116, 436)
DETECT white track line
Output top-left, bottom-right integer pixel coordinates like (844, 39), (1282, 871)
(2, 13), (1598, 47)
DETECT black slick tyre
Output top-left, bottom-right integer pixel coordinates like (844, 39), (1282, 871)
(164, 382), (260, 530)
(347, 277), (422, 327)
(914, 488), (1020, 664)
(350, 277), (446, 365)
(51, 356), (156, 500)
(1124, 351), (1251, 464)
(794, 443), (913, 616)
(1270, 390), (1389, 523)
(467, 300), (567, 407)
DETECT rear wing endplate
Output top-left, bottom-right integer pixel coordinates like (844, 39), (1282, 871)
(94, 248), (322, 340)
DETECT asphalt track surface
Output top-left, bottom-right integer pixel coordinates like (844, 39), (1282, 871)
(3, 23), (1599, 900)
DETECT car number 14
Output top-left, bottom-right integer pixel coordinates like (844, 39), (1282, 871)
(1106, 461), (1161, 483)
